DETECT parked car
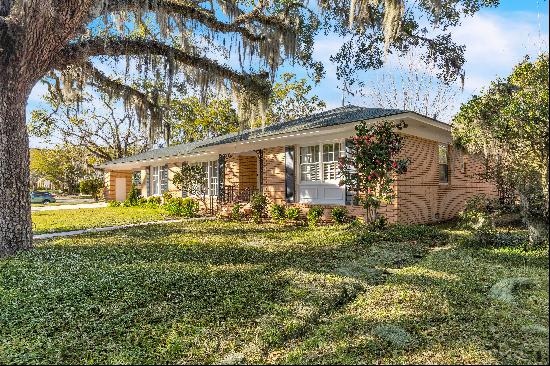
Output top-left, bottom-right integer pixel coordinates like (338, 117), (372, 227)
(30, 191), (57, 204)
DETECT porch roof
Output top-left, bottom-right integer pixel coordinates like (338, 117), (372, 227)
(99, 105), (445, 169)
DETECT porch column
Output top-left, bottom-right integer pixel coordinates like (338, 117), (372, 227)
(218, 154), (226, 202)
(254, 149), (264, 194)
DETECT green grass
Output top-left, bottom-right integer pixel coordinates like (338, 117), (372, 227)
(1, 221), (547, 364)
(32, 207), (171, 234)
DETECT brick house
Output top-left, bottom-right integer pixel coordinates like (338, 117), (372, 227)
(99, 106), (495, 224)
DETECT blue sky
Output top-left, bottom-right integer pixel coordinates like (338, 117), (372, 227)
(28, 0), (549, 148)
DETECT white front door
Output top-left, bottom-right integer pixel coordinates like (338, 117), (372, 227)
(115, 177), (127, 201)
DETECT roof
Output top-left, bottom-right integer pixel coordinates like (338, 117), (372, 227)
(100, 105), (445, 168)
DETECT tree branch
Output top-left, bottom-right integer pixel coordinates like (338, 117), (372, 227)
(102, 0), (265, 43)
(58, 37), (270, 95)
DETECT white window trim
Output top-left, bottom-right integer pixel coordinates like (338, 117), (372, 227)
(191, 160), (219, 197)
(151, 165), (162, 196)
(298, 140), (344, 185)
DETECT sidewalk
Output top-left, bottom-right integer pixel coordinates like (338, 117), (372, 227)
(32, 202), (108, 211)
(33, 217), (213, 240)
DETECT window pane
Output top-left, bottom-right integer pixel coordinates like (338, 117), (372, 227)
(152, 166), (159, 195)
(438, 144), (448, 164)
(439, 164), (449, 183)
(322, 143), (341, 181)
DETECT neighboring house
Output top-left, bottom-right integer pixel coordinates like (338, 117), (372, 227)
(99, 106), (495, 224)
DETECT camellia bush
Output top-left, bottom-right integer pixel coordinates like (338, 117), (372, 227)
(339, 120), (410, 222)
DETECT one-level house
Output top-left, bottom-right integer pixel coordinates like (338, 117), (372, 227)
(99, 105), (495, 224)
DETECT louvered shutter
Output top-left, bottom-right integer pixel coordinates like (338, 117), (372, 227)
(146, 166), (151, 196)
(160, 165), (169, 193)
(285, 146), (295, 203)
(344, 139), (355, 205)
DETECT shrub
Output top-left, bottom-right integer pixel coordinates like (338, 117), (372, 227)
(122, 199), (133, 207)
(368, 215), (388, 231)
(137, 197), (148, 206)
(162, 191), (173, 203)
(127, 184), (140, 206)
(307, 206), (324, 227)
(286, 207), (301, 222)
(231, 203), (242, 220)
(79, 177), (104, 201)
(250, 192), (269, 224)
(164, 197), (199, 217)
(270, 204), (286, 223)
(331, 207), (348, 224)
(108, 200), (121, 207)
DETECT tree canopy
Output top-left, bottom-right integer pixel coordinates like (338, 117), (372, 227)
(452, 53), (549, 246)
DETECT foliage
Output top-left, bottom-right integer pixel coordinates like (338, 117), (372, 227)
(270, 204), (286, 223)
(250, 192), (269, 224)
(162, 191), (173, 203)
(30, 146), (97, 194)
(108, 200), (121, 208)
(367, 215), (388, 231)
(285, 207), (301, 222)
(172, 163), (208, 208)
(307, 206), (324, 227)
(122, 199), (134, 207)
(146, 196), (162, 208)
(166, 96), (239, 143)
(32, 207), (168, 234)
(163, 197), (199, 218)
(331, 207), (349, 224)
(137, 197), (148, 206)
(5, 220), (546, 364)
(29, 89), (149, 162)
(79, 177), (104, 201)
(453, 54), (549, 247)
(231, 203), (242, 221)
(339, 120), (410, 222)
(127, 184), (141, 206)
(264, 73), (326, 125)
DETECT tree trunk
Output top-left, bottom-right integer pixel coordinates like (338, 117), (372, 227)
(0, 73), (33, 257)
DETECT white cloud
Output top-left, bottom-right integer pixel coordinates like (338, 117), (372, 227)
(452, 11), (549, 93)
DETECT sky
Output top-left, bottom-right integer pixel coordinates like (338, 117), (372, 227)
(27, 0), (549, 148)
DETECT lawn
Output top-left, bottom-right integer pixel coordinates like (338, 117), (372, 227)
(1, 221), (548, 364)
(32, 207), (172, 234)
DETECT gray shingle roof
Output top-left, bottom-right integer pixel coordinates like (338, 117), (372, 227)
(101, 105), (406, 168)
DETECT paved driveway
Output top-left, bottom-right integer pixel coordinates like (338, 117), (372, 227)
(32, 202), (108, 211)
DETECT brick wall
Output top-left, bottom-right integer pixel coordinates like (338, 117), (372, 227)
(395, 135), (496, 224)
(258, 136), (495, 224)
(104, 170), (132, 201)
(262, 146), (286, 204)
(225, 155), (257, 190)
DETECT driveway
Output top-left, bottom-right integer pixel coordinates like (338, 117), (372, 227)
(32, 202), (108, 211)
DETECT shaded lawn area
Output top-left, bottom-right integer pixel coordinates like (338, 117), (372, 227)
(32, 207), (171, 234)
(0, 221), (547, 364)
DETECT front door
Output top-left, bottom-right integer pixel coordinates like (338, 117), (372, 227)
(115, 177), (127, 201)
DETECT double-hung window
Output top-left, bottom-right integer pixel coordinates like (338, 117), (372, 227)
(322, 143), (341, 181)
(300, 145), (320, 182)
(192, 160), (219, 196)
(439, 144), (449, 184)
(300, 142), (343, 183)
(151, 166), (160, 195)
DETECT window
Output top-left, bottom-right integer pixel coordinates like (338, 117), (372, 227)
(191, 160), (219, 196)
(300, 145), (320, 181)
(322, 143), (341, 181)
(439, 144), (449, 183)
(132, 171), (141, 186)
(151, 166), (160, 195)
(209, 161), (219, 196)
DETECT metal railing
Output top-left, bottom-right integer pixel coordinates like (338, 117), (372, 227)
(220, 185), (258, 204)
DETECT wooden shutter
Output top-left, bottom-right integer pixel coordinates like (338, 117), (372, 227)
(344, 139), (355, 205)
(181, 163), (188, 197)
(160, 165), (169, 193)
(218, 155), (226, 202)
(146, 166), (151, 196)
(285, 146), (295, 203)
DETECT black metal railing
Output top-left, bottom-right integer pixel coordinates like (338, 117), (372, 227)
(220, 185), (257, 204)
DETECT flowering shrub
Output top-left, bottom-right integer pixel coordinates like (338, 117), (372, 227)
(339, 120), (410, 222)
